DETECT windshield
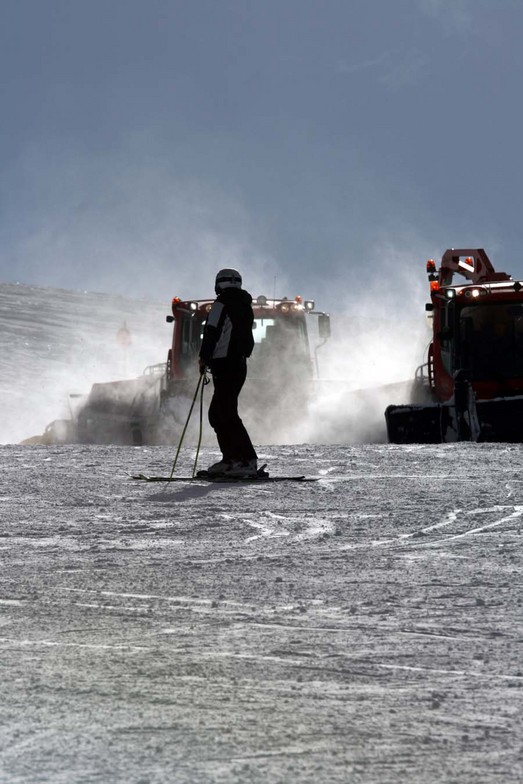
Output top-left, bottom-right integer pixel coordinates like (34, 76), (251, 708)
(460, 304), (523, 380)
(176, 312), (311, 377)
(252, 316), (309, 356)
(252, 318), (276, 343)
(179, 314), (309, 356)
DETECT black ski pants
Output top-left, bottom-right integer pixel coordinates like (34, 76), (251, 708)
(208, 362), (257, 463)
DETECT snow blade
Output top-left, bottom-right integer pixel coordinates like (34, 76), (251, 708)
(386, 396), (523, 443)
(131, 473), (316, 483)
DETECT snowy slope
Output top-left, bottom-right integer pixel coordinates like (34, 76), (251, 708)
(0, 283), (168, 444)
(0, 442), (522, 783)
(0, 287), (521, 782)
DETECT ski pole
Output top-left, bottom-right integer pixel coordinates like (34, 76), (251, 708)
(192, 370), (209, 477)
(169, 374), (203, 479)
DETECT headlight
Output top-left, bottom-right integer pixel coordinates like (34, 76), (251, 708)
(464, 288), (487, 298)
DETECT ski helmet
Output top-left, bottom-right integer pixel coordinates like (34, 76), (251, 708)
(215, 268), (242, 294)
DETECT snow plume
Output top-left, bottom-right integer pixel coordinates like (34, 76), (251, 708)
(1, 138), (434, 447)
(273, 243), (432, 444)
(0, 283), (168, 444)
(225, 242), (432, 446)
(0, 142), (285, 443)
(0, 250), (431, 446)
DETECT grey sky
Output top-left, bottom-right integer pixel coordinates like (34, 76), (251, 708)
(1, 0), (522, 310)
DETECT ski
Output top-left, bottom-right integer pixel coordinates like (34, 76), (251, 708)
(130, 472), (317, 483)
(131, 461), (319, 483)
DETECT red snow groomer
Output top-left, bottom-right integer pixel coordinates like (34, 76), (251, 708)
(385, 248), (523, 443)
(161, 294), (331, 439)
(73, 294), (330, 445)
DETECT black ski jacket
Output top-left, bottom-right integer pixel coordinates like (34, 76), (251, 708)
(199, 288), (255, 371)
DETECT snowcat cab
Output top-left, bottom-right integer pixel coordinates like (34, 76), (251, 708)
(385, 249), (523, 442)
(163, 295), (330, 439)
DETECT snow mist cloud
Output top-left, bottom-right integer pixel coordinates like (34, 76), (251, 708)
(0, 171), (433, 446)
(251, 241), (432, 444)
(0, 284), (169, 444)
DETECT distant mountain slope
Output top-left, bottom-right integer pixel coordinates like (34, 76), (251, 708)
(0, 283), (168, 443)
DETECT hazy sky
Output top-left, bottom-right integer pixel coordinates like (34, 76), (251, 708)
(1, 0), (523, 310)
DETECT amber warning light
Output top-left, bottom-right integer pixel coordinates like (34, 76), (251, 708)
(459, 256), (475, 273)
(426, 259), (436, 273)
(170, 296), (182, 319)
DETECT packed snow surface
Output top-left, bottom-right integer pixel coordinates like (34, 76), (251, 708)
(1, 442), (522, 783)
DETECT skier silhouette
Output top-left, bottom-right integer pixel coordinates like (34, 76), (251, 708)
(199, 268), (258, 477)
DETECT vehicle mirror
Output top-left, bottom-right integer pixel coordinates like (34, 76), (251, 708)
(318, 314), (331, 339)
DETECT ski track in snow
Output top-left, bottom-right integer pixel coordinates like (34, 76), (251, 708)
(241, 510), (337, 543)
(1, 442), (523, 783)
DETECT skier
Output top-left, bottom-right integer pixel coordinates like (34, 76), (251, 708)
(199, 268), (258, 477)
